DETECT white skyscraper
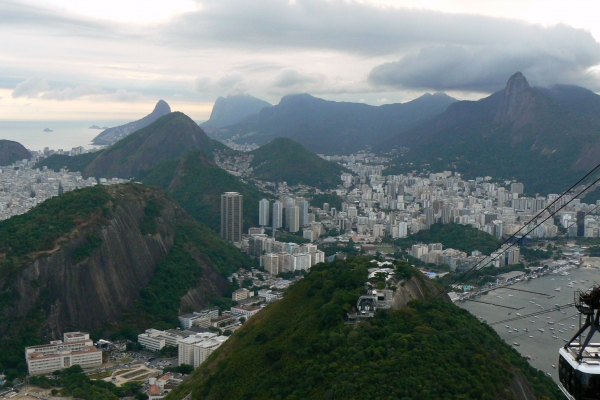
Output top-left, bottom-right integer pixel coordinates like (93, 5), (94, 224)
(398, 222), (408, 238)
(259, 199), (270, 226)
(273, 201), (283, 229)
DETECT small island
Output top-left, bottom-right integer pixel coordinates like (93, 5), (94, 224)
(89, 125), (102, 129)
(42, 128), (53, 132)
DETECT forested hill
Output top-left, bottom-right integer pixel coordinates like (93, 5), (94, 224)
(210, 92), (456, 154)
(91, 99), (171, 145)
(0, 139), (31, 166)
(35, 112), (268, 232)
(249, 138), (345, 189)
(0, 184), (252, 380)
(384, 72), (600, 195)
(138, 150), (268, 232)
(393, 223), (502, 255)
(37, 112), (226, 179)
(167, 257), (560, 400)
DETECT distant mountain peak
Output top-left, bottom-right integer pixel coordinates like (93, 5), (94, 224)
(201, 94), (272, 127)
(92, 100), (172, 146)
(153, 99), (171, 114)
(493, 72), (536, 126)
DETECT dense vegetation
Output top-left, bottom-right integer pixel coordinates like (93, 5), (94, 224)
(0, 186), (112, 380)
(0, 184), (254, 379)
(35, 152), (98, 174)
(29, 365), (145, 400)
(114, 219), (252, 340)
(168, 257), (560, 400)
(35, 112), (225, 180)
(309, 192), (343, 211)
(0, 185), (110, 262)
(0, 139), (32, 166)
(383, 78), (600, 195)
(392, 223), (502, 255)
(141, 150), (268, 232)
(217, 92), (456, 154)
(250, 138), (345, 189)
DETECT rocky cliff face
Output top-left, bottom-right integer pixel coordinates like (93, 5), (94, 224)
(0, 184), (234, 342)
(390, 275), (449, 309)
(0, 140), (31, 166)
(2, 185), (177, 339)
(201, 94), (272, 128)
(492, 72), (549, 142)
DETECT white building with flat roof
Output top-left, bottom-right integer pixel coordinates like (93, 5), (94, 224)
(178, 333), (229, 369)
(25, 332), (102, 375)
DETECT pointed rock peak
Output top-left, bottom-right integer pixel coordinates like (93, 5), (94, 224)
(504, 72), (530, 95)
(152, 100), (171, 115)
(493, 72), (536, 126)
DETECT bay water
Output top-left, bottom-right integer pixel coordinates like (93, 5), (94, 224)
(458, 266), (600, 382)
(0, 120), (129, 152)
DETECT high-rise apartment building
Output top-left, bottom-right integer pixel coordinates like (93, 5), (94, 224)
(273, 201), (283, 229)
(299, 200), (309, 226)
(289, 205), (300, 233)
(424, 207), (435, 229)
(577, 211), (586, 237)
(259, 198), (270, 226)
(221, 192), (243, 243)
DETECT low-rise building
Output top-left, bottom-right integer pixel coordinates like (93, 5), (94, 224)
(232, 288), (250, 301)
(25, 332), (102, 375)
(178, 333), (229, 369)
(138, 329), (192, 351)
(230, 305), (261, 318)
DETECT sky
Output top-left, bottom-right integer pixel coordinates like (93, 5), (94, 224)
(1, 0), (600, 121)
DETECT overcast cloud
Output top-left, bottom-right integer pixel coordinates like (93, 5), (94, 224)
(1, 0), (600, 119)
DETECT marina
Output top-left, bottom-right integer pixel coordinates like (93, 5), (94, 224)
(458, 263), (600, 383)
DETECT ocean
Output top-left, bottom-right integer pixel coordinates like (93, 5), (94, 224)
(0, 120), (129, 152)
(458, 265), (600, 383)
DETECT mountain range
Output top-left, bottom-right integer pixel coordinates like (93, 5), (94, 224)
(91, 100), (171, 146)
(37, 112), (265, 231)
(384, 72), (600, 194)
(208, 92), (457, 154)
(201, 93), (272, 128)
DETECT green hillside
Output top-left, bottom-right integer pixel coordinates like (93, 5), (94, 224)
(393, 223), (502, 255)
(139, 150), (269, 232)
(168, 257), (560, 400)
(384, 73), (600, 195)
(250, 138), (344, 189)
(36, 112), (223, 178)
(0, 184), (252, 380)
(35, 112), (270, 232)
(36, 151), (98, 173)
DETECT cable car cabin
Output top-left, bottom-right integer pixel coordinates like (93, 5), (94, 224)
(559, 346), (600, 400)
(559, 284), (600, 399)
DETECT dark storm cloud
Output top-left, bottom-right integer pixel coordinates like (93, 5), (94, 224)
(3, 0), (600, 94)
(272, 68), (323, 88)
(162, 0), (600, 91)
(368, 25), (600, 92)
